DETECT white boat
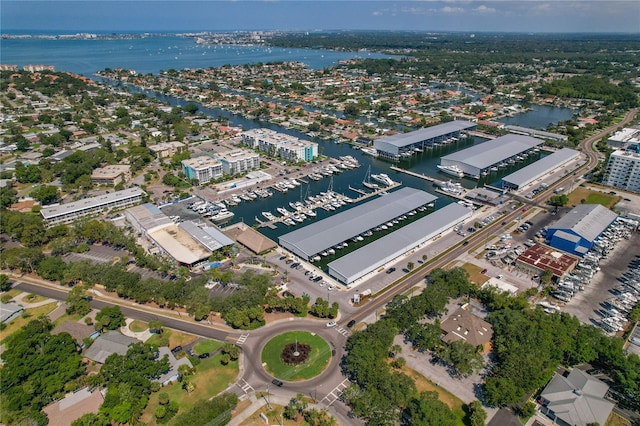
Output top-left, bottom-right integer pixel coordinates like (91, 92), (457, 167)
(361, 147), (378, 157)
(362, 165), (379, 189)
(437, 164), (464, 178)
(490, 166), (498, 172)
(262, 211), (276, 220)
(371, 173), (395, 186)
(211, 209), (234, 222)
(283, 218), (296, 226)
(276, 207), (291, 217)
(304, 209), (316, 217)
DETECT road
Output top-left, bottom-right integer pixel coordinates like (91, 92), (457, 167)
(10, 107), (637, 424)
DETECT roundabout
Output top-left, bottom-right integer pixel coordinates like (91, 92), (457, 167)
(261, 331), (332, 381)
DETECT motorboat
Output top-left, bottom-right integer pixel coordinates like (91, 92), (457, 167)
(437, 164), (464, 178)
(262, 211), (276, 220)
(371, 173), (395, 186)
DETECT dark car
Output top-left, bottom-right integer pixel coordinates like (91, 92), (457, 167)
(198, 352), (210, 359)
(171, 345), (183, 353)
(312, 276), (323, 282)
(271, 379), (284, 387)
(386, 267), (396, 274)
(347, 320), (356, 328)
(481, 268), (488, 274)
(462, 241), (469, 246)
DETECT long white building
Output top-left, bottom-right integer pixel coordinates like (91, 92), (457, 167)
(440, 134), (543, 179)
(603, 150), (640, 193)
(41, 187), (145, 227)
(241, 128), (318, 162)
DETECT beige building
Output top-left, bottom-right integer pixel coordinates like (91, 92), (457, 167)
(148, 141), (185, 159)
(91, 164), (131, 186)
(217, 149), (260, 175)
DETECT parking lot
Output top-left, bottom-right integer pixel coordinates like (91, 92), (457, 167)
(563, 236), (640, 328)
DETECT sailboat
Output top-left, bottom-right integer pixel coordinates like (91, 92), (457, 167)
(362, 165), (379, 189)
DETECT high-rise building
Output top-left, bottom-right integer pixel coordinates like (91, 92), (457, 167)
(603, 150), (640, 193)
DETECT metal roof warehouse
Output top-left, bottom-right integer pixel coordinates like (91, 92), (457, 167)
(327, 203), (472, 285)
(440, 134), (543, 178)
(279, 187), (437, 260)
(374, 120), (476, 159)
(502, 148), (580, 190)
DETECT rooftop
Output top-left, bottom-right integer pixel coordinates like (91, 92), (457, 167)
(549, 204), (618, 243)
(279, 187), (437, 259)
(516, 243), (579, 277)
(502, 148), (580, 188)
(440, 306), (493, 347)
(441, 134), (543, 170)
(40, 187), (145, 220)
(374, 120), (476, 148)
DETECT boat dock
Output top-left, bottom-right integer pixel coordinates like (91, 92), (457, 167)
(468, 130), (497, 139)
(349, 185), (367, 195)
(390, 166), (439, 183)
(256, 182), (401, 229)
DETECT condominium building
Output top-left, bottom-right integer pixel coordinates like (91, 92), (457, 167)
(217, 149), (260, 175)
(40, 187), (145, 227)
(181, 156), (223, 183)
(607, 127), (640, 150)
(241, 128), (318, 162)
(91, 164), (132, 186)
(603, 150), (640, 193)
(148, 141), (185, 159)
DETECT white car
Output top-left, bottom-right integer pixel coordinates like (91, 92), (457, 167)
(326, 321), (337, 327)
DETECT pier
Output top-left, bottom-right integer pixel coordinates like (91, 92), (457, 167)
(390, 166), (439, 183)
(468, 130), (497, 139)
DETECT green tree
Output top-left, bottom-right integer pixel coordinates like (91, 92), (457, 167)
(66, 285), (92, 317)
(548, 194), (569, 207)
(467, 400), (487, 426)
(94, 306), (125, 331)
(404, 391), (456, 426)
(0, 274), (11, 291)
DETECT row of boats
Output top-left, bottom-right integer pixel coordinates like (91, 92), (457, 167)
(362, 166), (396, 190)
(187, 200), (235, 222)
(261, 191), (355, 227)
(223, 188), (274, 206)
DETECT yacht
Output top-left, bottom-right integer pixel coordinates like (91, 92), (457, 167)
(437, 164), (464, 178)
(490, 166), (499, 172)
(283, 218), (296, 226)
(361, 147), (378, 157)
(211, 209), (234, 222)
(371, 173), (395, 186)
(362, 165), (380, 189)
(262, 211), (276, 221)
(276, 207), (291, 217)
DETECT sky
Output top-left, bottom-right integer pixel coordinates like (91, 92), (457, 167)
(2, 1), (639, 34)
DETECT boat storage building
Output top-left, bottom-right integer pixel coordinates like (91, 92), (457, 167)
(279, 187), (437, 261)
(502, 148), (580, 190)
(440, 134), (543, 179)
(546, 204), (618, 257)
(327, 203), (472, 285)
(373, 120), (476, 160)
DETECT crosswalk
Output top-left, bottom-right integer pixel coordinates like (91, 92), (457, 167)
(320, 378), (350, 406)
(335, 326), (349, 337)
(236, 333), (250, 345)
(237, 378), (254, 394)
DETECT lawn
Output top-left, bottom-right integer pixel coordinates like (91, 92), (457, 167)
(146, 328), (198, 349)
(261, 331), (331, 381)
(461, 262), (488, 286)
(194, 339), (223, 355)
(140, 349), (239, 425)
(129, 320), (148, 332)
(400, 365), (466, 426)
(0, 302), (59, 344)
(567, 187), (620, 209)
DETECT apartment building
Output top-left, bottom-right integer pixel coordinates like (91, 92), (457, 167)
(91, 164), (132, 186)
(181, 156), (223, 183)
(241, 128), (318, 162)
(148, 141), (185, 159)
(40, 187), (145, 227)
(217, 149), (260, 175)
(603, 150), (640, 193)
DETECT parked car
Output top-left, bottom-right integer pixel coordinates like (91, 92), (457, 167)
(481, 268), (488, 274)
(386, 267), (396, 274)
(171, 345), (183, 353)
(198, 352), (210, 359)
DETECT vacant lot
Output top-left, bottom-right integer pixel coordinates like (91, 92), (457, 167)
(567, 187), (619, 208)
